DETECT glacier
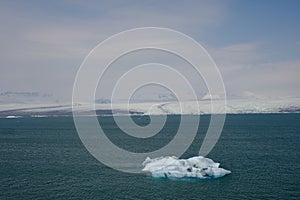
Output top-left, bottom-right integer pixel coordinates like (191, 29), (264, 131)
(142, 156), (231, 180)
(0, 97), (300, 117)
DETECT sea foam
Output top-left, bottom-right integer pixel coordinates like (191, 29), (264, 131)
(142, 156), (231, 179)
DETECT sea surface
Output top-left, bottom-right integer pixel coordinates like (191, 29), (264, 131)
(0, 114), (299, 200)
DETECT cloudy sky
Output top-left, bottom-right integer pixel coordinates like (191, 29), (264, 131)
(0, 0), (299, 103)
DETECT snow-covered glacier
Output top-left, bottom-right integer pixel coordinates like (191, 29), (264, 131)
(0, 97), (300, 117)
(142, 156), (231, 180)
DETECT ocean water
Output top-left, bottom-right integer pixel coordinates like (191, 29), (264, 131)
(0, 114), (299, 200)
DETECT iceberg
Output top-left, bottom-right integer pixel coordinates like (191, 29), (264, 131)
(5, 115), (21, 119)
(142, 156), (231, 179)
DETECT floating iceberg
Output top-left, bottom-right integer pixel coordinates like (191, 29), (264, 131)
(5, 115), (21, 119)
(142, 156), (231, 179)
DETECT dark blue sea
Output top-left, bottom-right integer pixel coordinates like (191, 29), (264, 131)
(0, 114), (299, 200)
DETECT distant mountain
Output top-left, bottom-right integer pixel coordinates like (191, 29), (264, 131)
(128, 92), (178, 103)
(95, 98), (111, 104)
(0, 91), (43, 97)
(0, 97), (300, 118)
(0, 91), (56, 104)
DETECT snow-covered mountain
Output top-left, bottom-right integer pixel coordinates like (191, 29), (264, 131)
(0, 97), (299, 118)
